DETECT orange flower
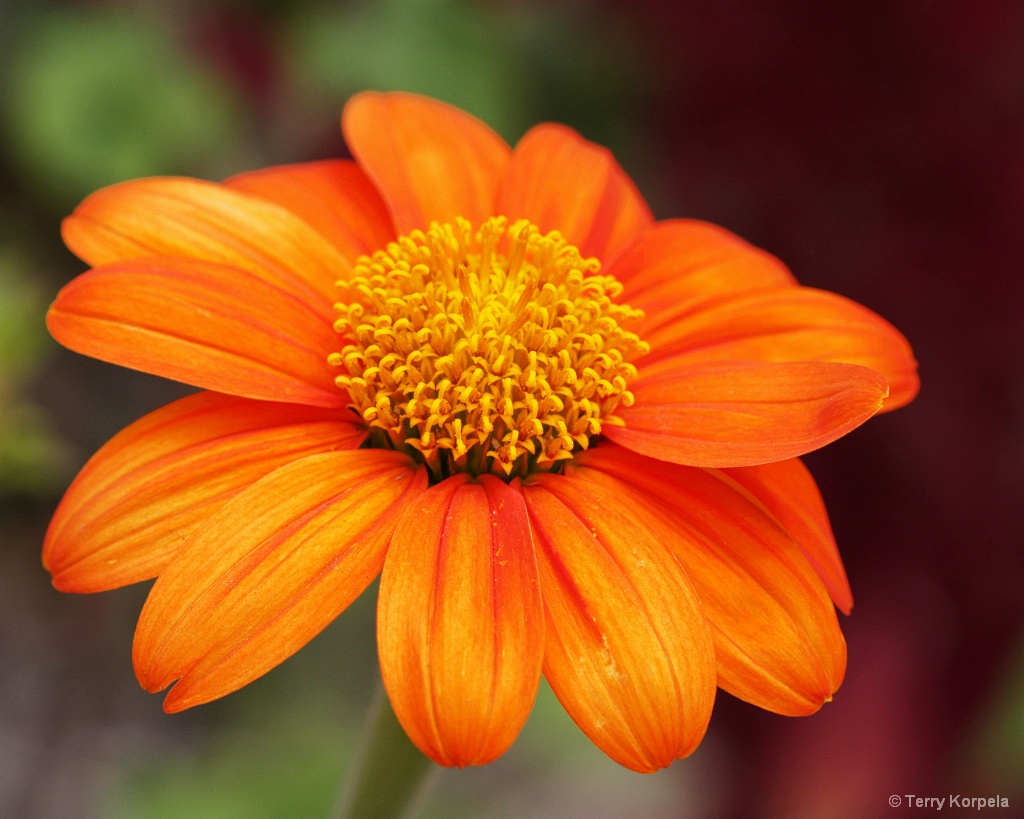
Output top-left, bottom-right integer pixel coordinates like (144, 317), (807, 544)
(44, 92), (918, 772)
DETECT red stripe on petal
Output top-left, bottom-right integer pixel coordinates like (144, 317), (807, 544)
(610, 360), (888, 467)
(576, 445), (846, 715)
(44, 392), (365, 593)
(522, 473), (715, 772)
(133, 450), (425, 711)
(47, 258), (344, 406)
(724, 458), (853, 614)
(378, 475), (544, 767)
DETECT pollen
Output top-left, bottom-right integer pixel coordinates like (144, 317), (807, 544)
(330, 216), (648, 480)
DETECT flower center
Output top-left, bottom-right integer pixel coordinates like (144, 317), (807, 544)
(329, 216), (648, 481)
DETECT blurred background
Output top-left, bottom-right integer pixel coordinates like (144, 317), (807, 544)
(2, 1), (1023, 817)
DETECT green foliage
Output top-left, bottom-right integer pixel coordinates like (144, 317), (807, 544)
(285, 0), (645, 146)
(0, 250), (64, 493)
(287, 0), (529, 139)
(107, 712), (356, 819)
(3, 9), (242, 207)
(957, 631), (1024, 800)
(100, 582), (380, 819)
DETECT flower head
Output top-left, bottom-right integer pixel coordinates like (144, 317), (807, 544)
(44, 92), (918, 772)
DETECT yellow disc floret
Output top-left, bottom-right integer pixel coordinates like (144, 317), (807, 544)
(330, 216), (648, 480)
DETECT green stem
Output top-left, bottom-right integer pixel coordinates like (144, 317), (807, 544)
(335, 678), (438, 819)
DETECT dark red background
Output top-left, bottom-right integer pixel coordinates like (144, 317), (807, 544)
(626, 2), (1024, 815)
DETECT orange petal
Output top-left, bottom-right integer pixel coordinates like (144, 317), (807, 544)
(62, 176), (349, 307)
(607, 218), (796, 334)
(576, 445), (846, 715)
(225, 160), (394, 262)
(47, 258), (343, 406)
(342, 92), (511, 233)
(378, 475), (544, 767)
(133, 450), (426, 712)
(497, 123), (653, 266)
(44, 392), (365, 593)
(639, 286), (919, 411)
(725, 458), (853, 615)
(522, 473), (715, 772)
(609, 360), (888, 467)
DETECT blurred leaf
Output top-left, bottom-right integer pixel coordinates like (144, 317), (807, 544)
(0, 402), (65, 493)
(106, 714), (355, 819)
(0, 248), (47, 382)
(285, 0), (646, 146)
(0, 249), (65, 493)
(102, 583), (381, 819)
(956, 630), (1024, 799)
(287, 0), (527, 138)
(3, 10), (242, 206)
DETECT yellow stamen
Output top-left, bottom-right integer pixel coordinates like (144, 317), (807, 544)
(331, 216), (648, 480)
